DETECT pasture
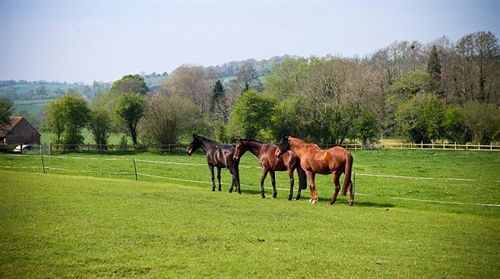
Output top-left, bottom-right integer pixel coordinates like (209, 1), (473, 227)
(1, 150), (499, 277)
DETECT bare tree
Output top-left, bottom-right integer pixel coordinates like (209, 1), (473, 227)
(161, 65), (212, 117)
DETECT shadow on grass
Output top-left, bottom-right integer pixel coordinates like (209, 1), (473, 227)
(313, 196), (395, 208)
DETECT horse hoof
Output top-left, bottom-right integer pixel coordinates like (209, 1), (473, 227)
(261, 195), (266, 199)
(296, 196), (301, 200)
(273, 193), (277, 198)
(311, 199), (318, 205)
(349, 201), (354, 206)
(288, 196), (292, 201)
(212, 188), (215, 192)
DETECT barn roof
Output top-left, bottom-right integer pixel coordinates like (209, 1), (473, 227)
(0, 116), (36, 137)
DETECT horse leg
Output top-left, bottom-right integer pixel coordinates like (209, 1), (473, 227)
(288, 169), (294, 201)
(209, 165), (216, 191)
(260, 168), (269, 198)
(329, 172), (341, 205)
(306, 171), (318, 204)
(270, 170), (277, 198)
(228, 168), (235, 193)
(217, 167), (222, 191)
(235, 166), (241, 194)
(349, 178), (354, 206)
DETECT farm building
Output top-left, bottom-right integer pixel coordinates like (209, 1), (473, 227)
(0, 116), (41, 145)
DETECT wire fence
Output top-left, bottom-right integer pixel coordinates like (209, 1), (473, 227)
(1, 141), (499, 155)
(1, 152), (499, 208)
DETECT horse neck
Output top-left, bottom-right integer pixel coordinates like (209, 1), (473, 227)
(200, 138), (217, 153)
(288, 137), (310, 157)
(243, 140), (263, 157)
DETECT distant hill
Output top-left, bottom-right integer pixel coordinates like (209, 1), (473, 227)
(0, 80), (111, 101)
(1, 55), (291, 101)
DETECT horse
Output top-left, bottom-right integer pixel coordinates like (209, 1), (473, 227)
(232, 139), (307, 200)
(276, 135), (354, 205)
(186, 134), (241, 194)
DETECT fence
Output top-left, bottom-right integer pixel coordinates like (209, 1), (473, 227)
(341, 142), (500, 151)
(1, 141), (499, 155)
(1, 152), (499, 208)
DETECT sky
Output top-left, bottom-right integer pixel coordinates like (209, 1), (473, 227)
(1, 0), (499, 84)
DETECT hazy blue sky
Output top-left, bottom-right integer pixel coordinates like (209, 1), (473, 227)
(1, 0), (499, 83)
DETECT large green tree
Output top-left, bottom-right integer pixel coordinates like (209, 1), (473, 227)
(88, 108), (112, 150)
(462, 101), (500, 144)
(396, 94), (445, 143)
(0, 97), (13, 126)
(46, 94), (90, 145)
(115, 93), (147, 145)
(229, 90), (276, 139)
(111, 74), (148, 95)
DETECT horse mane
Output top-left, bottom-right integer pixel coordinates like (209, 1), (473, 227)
(196, 135), (218, 144)
(240, 138), (264, 144)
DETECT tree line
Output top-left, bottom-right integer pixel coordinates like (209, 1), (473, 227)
(4, 30), (496, 148)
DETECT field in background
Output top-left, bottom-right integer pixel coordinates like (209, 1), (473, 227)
(1, 150), (499, 277)
(13, 99), (49, 116)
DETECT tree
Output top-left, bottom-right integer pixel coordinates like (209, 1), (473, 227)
(456, 31), (500, 102)
(88, 108), (112, 150)
(45, 100), (65, 143)
(111, 74), (148, 95)
(115, 93), (147, 145)
(229, 90), (276, 139)
(210, 80), (226, 117)
(140, 94), (198, 146)
(353, 109), (380, 145)
(396, 94), (445, 143)
(443, 106), (471, 143)
(389, 71), (431, 99)
(236, 62), (260, 90)
(162, 65), (212, 116)
(427, 45), (442, 96)
(0, 97), (13, 126)
(45, 94), (90, 145)
(462, 101), (500, 144)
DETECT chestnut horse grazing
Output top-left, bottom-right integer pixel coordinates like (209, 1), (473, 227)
(186, 134), (241, 194)
(276, 136), (354, 205)
(233, 139), (307, 200)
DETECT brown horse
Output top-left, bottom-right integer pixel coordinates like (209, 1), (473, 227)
(276, 135), (354, 205)
(186, 134), (241, 194)
(233, 139), (307, 200)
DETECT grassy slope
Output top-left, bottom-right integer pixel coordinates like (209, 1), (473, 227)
(1, 170), (499, 278)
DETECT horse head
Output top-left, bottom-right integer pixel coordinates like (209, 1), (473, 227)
(232, 138), (245, 161)
(186, 134), (202, 155)
(275, 135), (290, 158)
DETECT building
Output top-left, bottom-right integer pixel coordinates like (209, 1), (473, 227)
(0, 116), (41, 144)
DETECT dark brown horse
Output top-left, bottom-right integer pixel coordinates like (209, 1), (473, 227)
(233, 139), (307, 200)
(186, 134), (241, 194)
(276, 135), (354, 205)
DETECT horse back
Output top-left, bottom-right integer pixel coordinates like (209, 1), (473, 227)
(208, 144), (237, 168)
(259, 144), (291, 171)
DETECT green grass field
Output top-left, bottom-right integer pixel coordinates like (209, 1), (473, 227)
(1, 150), (499, 277)
(13, 99), (50, 116)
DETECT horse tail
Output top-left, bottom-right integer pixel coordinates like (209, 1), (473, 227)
(341, 152), (353, 196)
(296, 160), (307, 190)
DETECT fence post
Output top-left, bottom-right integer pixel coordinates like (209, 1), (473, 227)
(353, 172), (356, 199)
(421, 141), (423, 149)
(41, 154), (46, 174)
(133, 158), (138, 180)
(491, 142), (493, 150)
